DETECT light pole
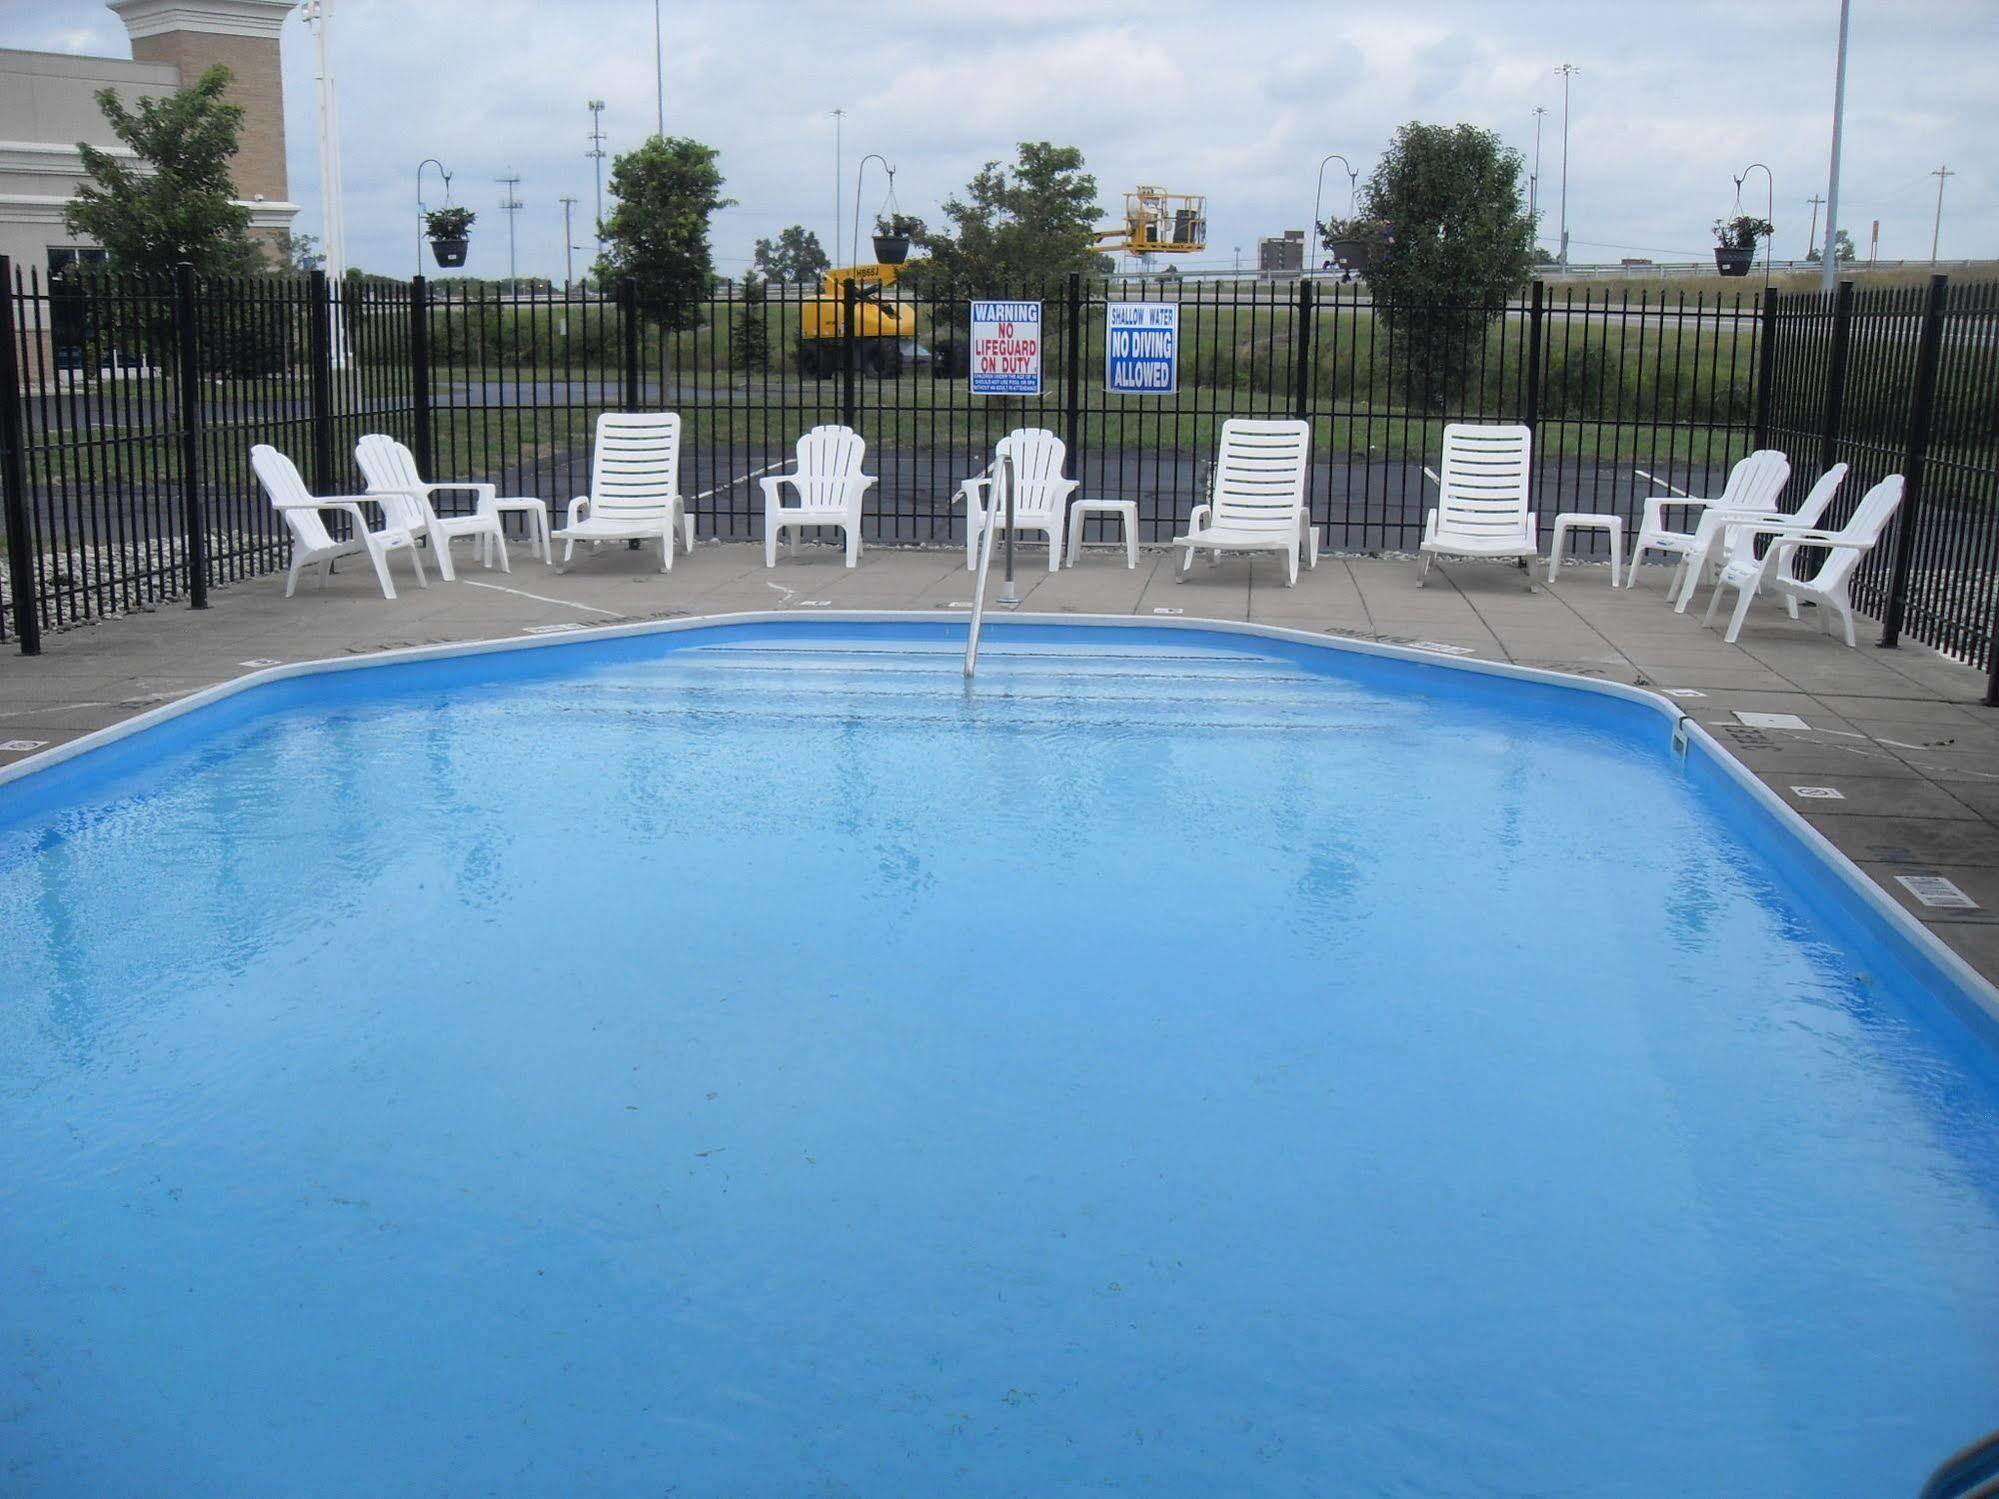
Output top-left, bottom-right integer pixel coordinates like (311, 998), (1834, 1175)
(1311, 153), (1358, 273)
(416, 157), (452, 276)
(852, 154), (892, 273)
(831, 108), (846, 266)
(1556, 63), (1579, 268)
(587, 100), (607, 254)
(560, 195), (578, 288)
(653, 0), (664, 136)
(1530, 105), (1547, 231)
(1821, 0), (1850, 292)
(1930, 165), (1955, 262)
(302, 0), (347, 364)
(1735, 162), (1774, 286)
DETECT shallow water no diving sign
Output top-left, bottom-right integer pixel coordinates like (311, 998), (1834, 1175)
(969, 300), (1041, 396)
(1894, 874), (1980, 911)
(1106, 302), (1178, 395)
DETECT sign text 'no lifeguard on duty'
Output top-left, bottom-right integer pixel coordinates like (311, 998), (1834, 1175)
(969, 301), (1042, 396)
(1106, 301), (1179, 395)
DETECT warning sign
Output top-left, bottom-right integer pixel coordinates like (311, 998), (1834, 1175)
(969, 300), (1041, 396)
(1106, 301), (1178, 395)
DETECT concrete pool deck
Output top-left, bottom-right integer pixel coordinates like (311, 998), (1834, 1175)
(4, 540), (1996, 983)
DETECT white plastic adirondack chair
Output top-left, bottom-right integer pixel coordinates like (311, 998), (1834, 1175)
(1670, 461), (1846, 614)
(1174, 418), (1314, 585)
(1417, 423), (1535, 588)
(1627, 449), (1789, 592)
(954, 428), (1076, 573)
(760, 424), (876, 568)
(1701, 473), (1904, 645)
(550, 412), (691, 573)
(252, 443), (427, 599)
(354, 433), (510, 582)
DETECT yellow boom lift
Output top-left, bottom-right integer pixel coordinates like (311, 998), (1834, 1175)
(797, 186), (1208, 377)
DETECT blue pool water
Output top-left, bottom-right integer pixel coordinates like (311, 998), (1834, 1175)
(2, 622), (1997, 1496)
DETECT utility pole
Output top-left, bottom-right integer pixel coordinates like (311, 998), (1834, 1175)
(1805, 194), (1825, 260)
(560, 195), (578, 289)
(497, 170), (522, 286)
(831, 107), (846, 267)
(1530, 105), (1547, 231)
(1930, 165), (1955, 262)
(587, 100), (607, 254)
(1556, 63), (1579, 268)
(1821, 0), (1851, 293)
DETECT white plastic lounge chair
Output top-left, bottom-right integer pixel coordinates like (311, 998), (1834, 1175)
(955, 428), (1076, 573)
(1417, 423), (1535, 588)
(1627, 449), (1789, 593)
(1701, 473), (1904, 645)
(550, 412), (691, 573)
(354, 433), (511, 583)
(1174, 418), (1314, 586)
(252, 443), (427, 600)
(760, 424), (876, 568)
(1670, 461), (1847, 614)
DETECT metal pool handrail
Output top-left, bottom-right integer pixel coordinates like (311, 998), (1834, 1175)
(963, 451), (1016, 678)
(1920, 1427), (1999, 1499)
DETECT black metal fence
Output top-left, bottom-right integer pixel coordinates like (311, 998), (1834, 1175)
(3, 258), (1994, 698)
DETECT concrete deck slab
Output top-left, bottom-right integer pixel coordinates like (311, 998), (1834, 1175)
(2, 542), (1994, 984)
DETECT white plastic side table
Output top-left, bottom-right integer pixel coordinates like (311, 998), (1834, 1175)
(1065, 499), (1138, 568)
(1547, 512), (1624, 587)
(487, 496), (552, 565)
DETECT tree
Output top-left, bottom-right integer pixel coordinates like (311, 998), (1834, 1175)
(733, 275), (771, 371)
(1332, 121), (1536, 407)
(593, 136), (733, 328)
(64, 64), (260, 278)
(906, 141), (1111, 302)
(275, 230), (323, 273)
(751, 225), (830, 285)
(1807, 229), (1857, 264)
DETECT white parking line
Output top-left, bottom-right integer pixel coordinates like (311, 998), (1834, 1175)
(1634, 468), (1693, 498)
(460, 580), (621, 616)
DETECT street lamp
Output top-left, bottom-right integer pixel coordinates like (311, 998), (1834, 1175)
(851, 154), (893, 271)
(1529, 105), (1547, 230)
(1556, 63), (1579, 268)
(1734, 162), (1774, 286)
(416, 157), (452, 275)
(1311, 153), (1358, 273)
(1821, 0), (1851, 292)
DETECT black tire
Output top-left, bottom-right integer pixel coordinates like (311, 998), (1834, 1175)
(931, 339), (964, 379)
(796, 345), (822, 379)
(863, 344), (901, 378)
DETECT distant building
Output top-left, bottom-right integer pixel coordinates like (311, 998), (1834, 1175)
(0, 0), (299, 284)
(1257, 229), (1305, 275)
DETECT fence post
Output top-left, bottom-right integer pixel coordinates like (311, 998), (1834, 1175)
(0, 256), (41, 653)
(620, 281), (641, 410)
(306, 267), (335, 495)
(841, 278), (859, 430)
(1291, 276), (1313, 422)
(1753, 285), (1779, 449)
(1818, 278), (1855, 473)
(172, 261), (209, 610)
(1521, 280), (1545, 435)
(408, 275), (433, 478)
(1064, 272), (1083, 477)
(1878, 274), (1949, 650)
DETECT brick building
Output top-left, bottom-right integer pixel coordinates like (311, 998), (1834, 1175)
(0, 0), (299, 284)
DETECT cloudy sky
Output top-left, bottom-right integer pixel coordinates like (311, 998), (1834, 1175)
(7, 0), (1993, 278)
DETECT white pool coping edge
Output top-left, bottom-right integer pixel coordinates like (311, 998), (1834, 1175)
(4, 606), (1997, 1027)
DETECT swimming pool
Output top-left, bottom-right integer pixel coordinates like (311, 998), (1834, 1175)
(3, 618), (1996, 1496)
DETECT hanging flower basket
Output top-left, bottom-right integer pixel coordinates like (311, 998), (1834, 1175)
(1713, 245), (1755, 277)
(873, 213), (922, 267)
(1711, 215), (1770, 278)
(424, 207), (476, 270)
(872, 235), (909, 266)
